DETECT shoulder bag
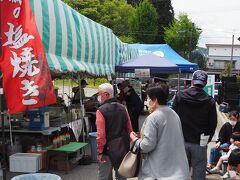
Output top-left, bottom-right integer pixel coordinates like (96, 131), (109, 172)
(118, 140), (141, 178)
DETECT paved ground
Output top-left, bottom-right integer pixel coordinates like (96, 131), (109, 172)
(6, 88), (229, 179)
(7, 114), (224, 180)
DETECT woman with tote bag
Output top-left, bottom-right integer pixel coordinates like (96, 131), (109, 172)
(129, 85), (190, 180)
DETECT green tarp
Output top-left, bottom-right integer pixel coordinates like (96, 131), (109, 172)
(29, 0), (138, 76)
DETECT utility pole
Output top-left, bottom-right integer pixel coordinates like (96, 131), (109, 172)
(230, 35), (234, 76)
(188, 23), (194, 61)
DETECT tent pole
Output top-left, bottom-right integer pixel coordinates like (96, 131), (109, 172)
(68, 78), (71, 107)
(178, 69), (181, 92)
(77, 73), (85, 143)
(0, 81), (6, 180)
(68, 73), (74, 133)
(78, 73), (83, 106)
(0, 3), (6, 179)
(62, 79), (64, 99)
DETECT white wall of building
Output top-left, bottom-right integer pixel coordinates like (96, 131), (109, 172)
(206, 44), (240, 70)
(208, 46), (240, 57)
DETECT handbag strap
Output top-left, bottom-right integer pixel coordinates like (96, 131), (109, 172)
(131, 139), (140, 154)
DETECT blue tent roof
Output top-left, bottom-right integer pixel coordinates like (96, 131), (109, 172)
(115, 54), (179, 74)
(130, 44), (198, 73)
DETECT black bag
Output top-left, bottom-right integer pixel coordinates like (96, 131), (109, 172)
(229, 148), (240, 166)
(107, 136), (130, 170)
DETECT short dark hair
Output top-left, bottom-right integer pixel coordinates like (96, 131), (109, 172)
(232, 132), (240, 141)
(229, 110), (239, 120)
(117, 83), (122, 88)
(146, 84), (169, 105)
(81, 79), (88, 85)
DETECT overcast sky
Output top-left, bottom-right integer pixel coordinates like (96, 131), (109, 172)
(172, 0), (240, 47)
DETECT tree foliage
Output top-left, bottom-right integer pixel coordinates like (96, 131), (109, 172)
(164, 14), (202, 61)
(64, 0), (135, 43)
(99, 0), (134, 37)
(129, 0), (158, 43)
(127, 0), (174, 43)
(63, 0), (101, 22)
(220, 62), (231, 78)
(152, 0), (174, 43)
(126, 0), (140, 7)
(118, 35), (135, 44)
(191, 49), (207, 69)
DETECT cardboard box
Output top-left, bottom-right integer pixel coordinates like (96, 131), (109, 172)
(26, 150), (48, 169)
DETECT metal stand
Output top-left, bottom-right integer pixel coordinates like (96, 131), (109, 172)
(77, 74), (86, 143)
(0, 2), (6, 179)
(0, 81), (6, 180)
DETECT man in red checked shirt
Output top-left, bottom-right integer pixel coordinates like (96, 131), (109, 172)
(96, 83), (134, 180)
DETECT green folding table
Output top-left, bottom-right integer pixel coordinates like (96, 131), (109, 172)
(47, 142), (88, 172)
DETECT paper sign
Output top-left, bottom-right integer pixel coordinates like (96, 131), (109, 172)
(135, 69), (150, 78)
(200, 133), (210, 147)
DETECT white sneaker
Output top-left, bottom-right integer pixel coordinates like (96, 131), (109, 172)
(209, 167), (220, 174)
(222, 170), (237, 179)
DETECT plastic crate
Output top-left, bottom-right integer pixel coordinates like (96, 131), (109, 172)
(10, 153), (41, 173)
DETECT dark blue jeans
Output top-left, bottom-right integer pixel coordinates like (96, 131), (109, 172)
(209, 143), (230, 165)
(185, 142), (207, 180)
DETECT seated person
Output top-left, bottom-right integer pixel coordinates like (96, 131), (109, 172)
(207, 110), (240, 169)
(222, 140), (240, 179)
(209, 132), (240, 173)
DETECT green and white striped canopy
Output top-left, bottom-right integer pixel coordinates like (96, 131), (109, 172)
(29, 0), (138, 76)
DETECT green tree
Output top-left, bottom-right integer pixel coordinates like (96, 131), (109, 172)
(118, 35), (135, 43)
(64, 0), (135, 42)
(63, 0), (101, 22)
(152, 0), (174, 43)
(220, 62), (231, 78)
(127, 0), (174, 43)
(127, 0), (140, 7)
(99, 0), (134, 37)
(191, 48), (207, 69)
(129, 0), (158, 43)
(164, 14), (202, 61)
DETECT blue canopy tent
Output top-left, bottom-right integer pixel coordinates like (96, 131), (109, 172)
(130, 44), (198, 73)
(115, 54), (179, 74)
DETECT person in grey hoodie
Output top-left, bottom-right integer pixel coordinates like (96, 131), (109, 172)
(130, 85), (190, 180)
(172, 70), (217, 180)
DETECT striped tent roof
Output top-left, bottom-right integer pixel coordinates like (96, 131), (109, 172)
(29, 0), (138, 76)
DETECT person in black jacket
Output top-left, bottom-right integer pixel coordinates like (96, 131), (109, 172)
(172, 70), (217, 180)
(208, 110), (240, 169)
(124, 85), (143, 132)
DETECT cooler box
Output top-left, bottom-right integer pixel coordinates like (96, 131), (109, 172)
(10, 153), (42, 173)
(28, 106), (49, 130)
